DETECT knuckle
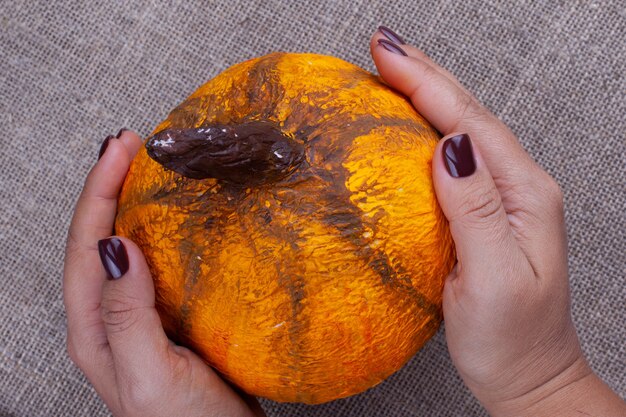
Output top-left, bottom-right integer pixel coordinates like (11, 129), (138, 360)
(543, 176), (565, 211)
(101, 292), (142, 334)
(455, 93), (490, 124)
(66, 336), (82, 366)
(64, 230), (80, 253)
(170, 350), (193, 382)
(66, 335), (94, 371)
(408, 63), (438, 100)
(122, 383), (156, 412)
(458, 185), (504, 224)
(119, 373), (167, 413)
(527, 170), (564, 213)
(422, 61), (442, 81)
(63, 231), (88, 263)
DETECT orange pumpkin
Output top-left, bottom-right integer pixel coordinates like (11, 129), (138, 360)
(115, 52), (455, 404)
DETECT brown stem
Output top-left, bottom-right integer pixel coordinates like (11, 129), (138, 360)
(146, 121), (305, 185)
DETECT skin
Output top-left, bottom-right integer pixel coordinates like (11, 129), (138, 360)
(63, 30), (626, 416)
(368, 33), (626, 416)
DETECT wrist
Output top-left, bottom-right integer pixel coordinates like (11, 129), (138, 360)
(484, 357), (626, 417)
(484, 355), (590, 417)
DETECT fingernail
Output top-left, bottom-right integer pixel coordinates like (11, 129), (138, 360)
(378, 25), (406, 45)
(115, 128), (129, 139)
(98, 237), (129, 280)
(442, 134), (476, 178)
(377, 39), (408, 56)
(98, 135), (115, 160)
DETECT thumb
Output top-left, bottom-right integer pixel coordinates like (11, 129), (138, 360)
(433, 133), (520, 281)
(98, 236), (170, 381)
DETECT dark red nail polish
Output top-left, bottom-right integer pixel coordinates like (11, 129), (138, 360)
(98, 238), (129, 280)
(115, 128), (129, 139)
(98, 135), (115, 160)
(377, 39), (408, 56)
(442, 134), (476, 178)
(378, 25), (406, 45)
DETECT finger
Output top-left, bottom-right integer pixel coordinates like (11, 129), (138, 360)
(65, 129), (143, 316)
(67, 139), (133, 250)
(374, 27), (467, 91)
(98, 237), (267, 416)
(64, 131), (141, 400)
(64, 138), (132, 358)
(370, 30), (564, 268)
(98, 236), (172, 387)
(370, 31), (541, 190)
(370, 32), (480, 134)
(431, 133), (531, 286)
(370, 30), (491, 134)
(70, 129), (142, 246)
(116, 128), (144, 158)
(373, 29), (569, 279)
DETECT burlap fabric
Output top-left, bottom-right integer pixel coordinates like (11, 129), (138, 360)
(1, 1), (624, 416)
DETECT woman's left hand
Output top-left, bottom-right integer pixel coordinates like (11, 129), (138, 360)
(63, 129), (265, 417)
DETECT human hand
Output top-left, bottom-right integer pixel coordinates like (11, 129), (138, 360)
(372, 27), (626, 416)
(63, 130), (265, 417)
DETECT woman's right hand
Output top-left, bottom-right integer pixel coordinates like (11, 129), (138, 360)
(372, 27), (626, 416)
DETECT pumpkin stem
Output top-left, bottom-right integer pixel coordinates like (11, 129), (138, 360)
(146, 121), (305, 185)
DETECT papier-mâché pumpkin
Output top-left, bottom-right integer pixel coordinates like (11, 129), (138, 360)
(115, 52), (455, 404)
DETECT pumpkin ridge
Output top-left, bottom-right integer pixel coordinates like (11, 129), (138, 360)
(232, 199), (312, 397)
(153, 183), (246, 362)
(284, 106), (443, 324)
(251, 196), (311, 389)
(273, 98), (445, 320)
(243, 52), (286, 122)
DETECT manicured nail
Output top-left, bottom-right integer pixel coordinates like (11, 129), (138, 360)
(377, 39), (408, 56)
(98, 135), (115, 160)
(98, 237), (129, 280)
(115, 128), (129, 139)
(378, 25), (406, 45)
(442, 134), (476, 178)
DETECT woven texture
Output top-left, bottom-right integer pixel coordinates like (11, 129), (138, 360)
(1, 0), (624, 416)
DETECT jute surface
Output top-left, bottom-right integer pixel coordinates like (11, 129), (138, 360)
(0, 1), (624, 416)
